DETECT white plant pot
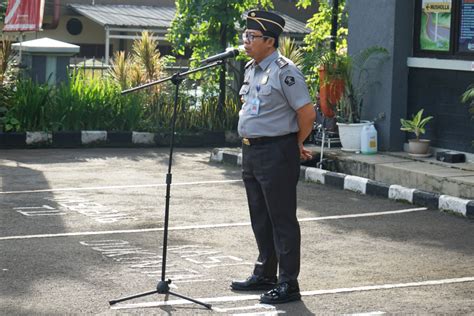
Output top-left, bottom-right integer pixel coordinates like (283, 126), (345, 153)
(337, 121), (372, 152)
(408, 139), (431, 155)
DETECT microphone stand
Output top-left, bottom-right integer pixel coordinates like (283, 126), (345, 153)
(109, 60), (225, 310)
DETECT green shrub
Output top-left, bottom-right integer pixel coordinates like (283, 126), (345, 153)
(4, 79), (52, 131)
(144, 93), (239, 133)
(1, 73), (239, 133)
(53, 71), (121, 131)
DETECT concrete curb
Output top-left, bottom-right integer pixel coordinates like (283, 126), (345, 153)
(0, 131), (156, 148)
(210, 149), (474, 218)
(0, 131), (237, 148)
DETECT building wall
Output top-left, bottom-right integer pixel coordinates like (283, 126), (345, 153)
(347, 0), (415, 151)
(29, 16), (104, 43)
(348, 0), (473, 153)
(408, 68), (474, 153)
(5, 15), (172, 60)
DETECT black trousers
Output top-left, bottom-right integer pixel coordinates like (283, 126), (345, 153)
(242, 134), (301, 283)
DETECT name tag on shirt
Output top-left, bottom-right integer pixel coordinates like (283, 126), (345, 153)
(249, 97), (260, 116)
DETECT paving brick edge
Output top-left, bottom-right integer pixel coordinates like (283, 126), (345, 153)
(210, 149), (474, 218)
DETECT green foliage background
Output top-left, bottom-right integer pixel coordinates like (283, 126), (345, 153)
(169, 0), (272, 61)
(0, 74), (240, 133)
(298, 0), (348, 51)
(0, 0), (351, 133)
(168, 0), (273, 99)
(297, 0), (348, 99)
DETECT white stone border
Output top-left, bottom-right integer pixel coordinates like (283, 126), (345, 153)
(26, 132), (51, 145)
(305, 168), (327, 184)
(132, 132), (155, 144)
(439, 195), (470, 217)
(210, 149), (224, 163)
(81, 131), (107, 144)
(389, 185), (416, 203)
(344, 175), (369, 194)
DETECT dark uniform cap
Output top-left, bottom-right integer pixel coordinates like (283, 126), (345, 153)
(246, 10), (285, 38)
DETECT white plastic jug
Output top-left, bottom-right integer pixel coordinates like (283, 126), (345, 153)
(361, 124), (377, 154)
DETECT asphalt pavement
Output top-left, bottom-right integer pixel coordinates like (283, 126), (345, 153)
(1, 148), (473, 315)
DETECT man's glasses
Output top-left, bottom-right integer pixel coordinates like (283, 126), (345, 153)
(242, 32), (269, 42)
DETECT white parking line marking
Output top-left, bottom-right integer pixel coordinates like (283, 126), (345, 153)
(173, 279), (216, 284)
(213, 304), (276, 313)
(298, 207), (427, 221)
(0, 207), (427, 241)
(0, 179), (243, 194)
(110, 276), (474, 309)
(232, 311), (284, 316)
(346, 312), (386, 316)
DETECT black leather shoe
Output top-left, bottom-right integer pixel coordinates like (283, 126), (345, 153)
(231, 275), (277, 291)
(260, 281), (301, 304)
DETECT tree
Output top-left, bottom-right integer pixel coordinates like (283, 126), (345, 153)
(298, 0), (347, 52)
(0, 0), (7, 22)
(297, 0), (348, 99)
(168, 0), (272, 111)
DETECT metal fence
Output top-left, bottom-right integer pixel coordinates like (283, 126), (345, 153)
(69, 57), (109, 78)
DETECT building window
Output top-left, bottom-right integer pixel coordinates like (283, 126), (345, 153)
(414, 0), (474, 59)
(67, 18), (83, 36)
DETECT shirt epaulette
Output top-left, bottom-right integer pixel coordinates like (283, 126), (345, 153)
(275, 57), (288, 69)
(245, 60), (255, 69)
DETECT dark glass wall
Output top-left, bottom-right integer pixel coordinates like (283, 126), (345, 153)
(408, 67), (474, 153)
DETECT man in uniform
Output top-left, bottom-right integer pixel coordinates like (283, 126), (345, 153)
(230, 10), (316, 304)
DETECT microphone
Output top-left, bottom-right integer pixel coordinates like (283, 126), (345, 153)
(201, 47), (240, 64)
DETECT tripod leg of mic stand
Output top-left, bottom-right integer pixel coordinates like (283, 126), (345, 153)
(109, 289), (158, 305)
(158, 280), (211, 309)
(168, 291), (212, 309)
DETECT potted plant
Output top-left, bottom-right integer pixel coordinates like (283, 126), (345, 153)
(318, 51), (348, 118)
(319, 46), (389, 151)
(460, 84), (474, 147)
(400, 109), (433, 156)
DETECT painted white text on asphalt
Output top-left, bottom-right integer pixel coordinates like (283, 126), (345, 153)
(14, 196), (137, 223)
(79, 240), (252, 282)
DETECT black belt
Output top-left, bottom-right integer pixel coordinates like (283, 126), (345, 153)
(242, 133), (296, 146)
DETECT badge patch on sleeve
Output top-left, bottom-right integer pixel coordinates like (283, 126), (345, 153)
(284, 76), (295, 86)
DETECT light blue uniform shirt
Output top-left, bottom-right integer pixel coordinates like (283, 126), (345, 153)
(238, 50), (312, 138)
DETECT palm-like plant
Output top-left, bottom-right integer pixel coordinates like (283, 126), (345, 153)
(132, 31), (163, 83)
(1, 36), (14, 84)
(278, 37), (303, 67)
(109, 51), (130, 89)
(1, 36), (13, 110)
(108, 31), (164, 93)
(460, 85), (474, 146)
(400, 109), (433, 141)
(337, 46), (389, 123)
(461, 84), (474, 118)
(129, 63), (145, 89)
